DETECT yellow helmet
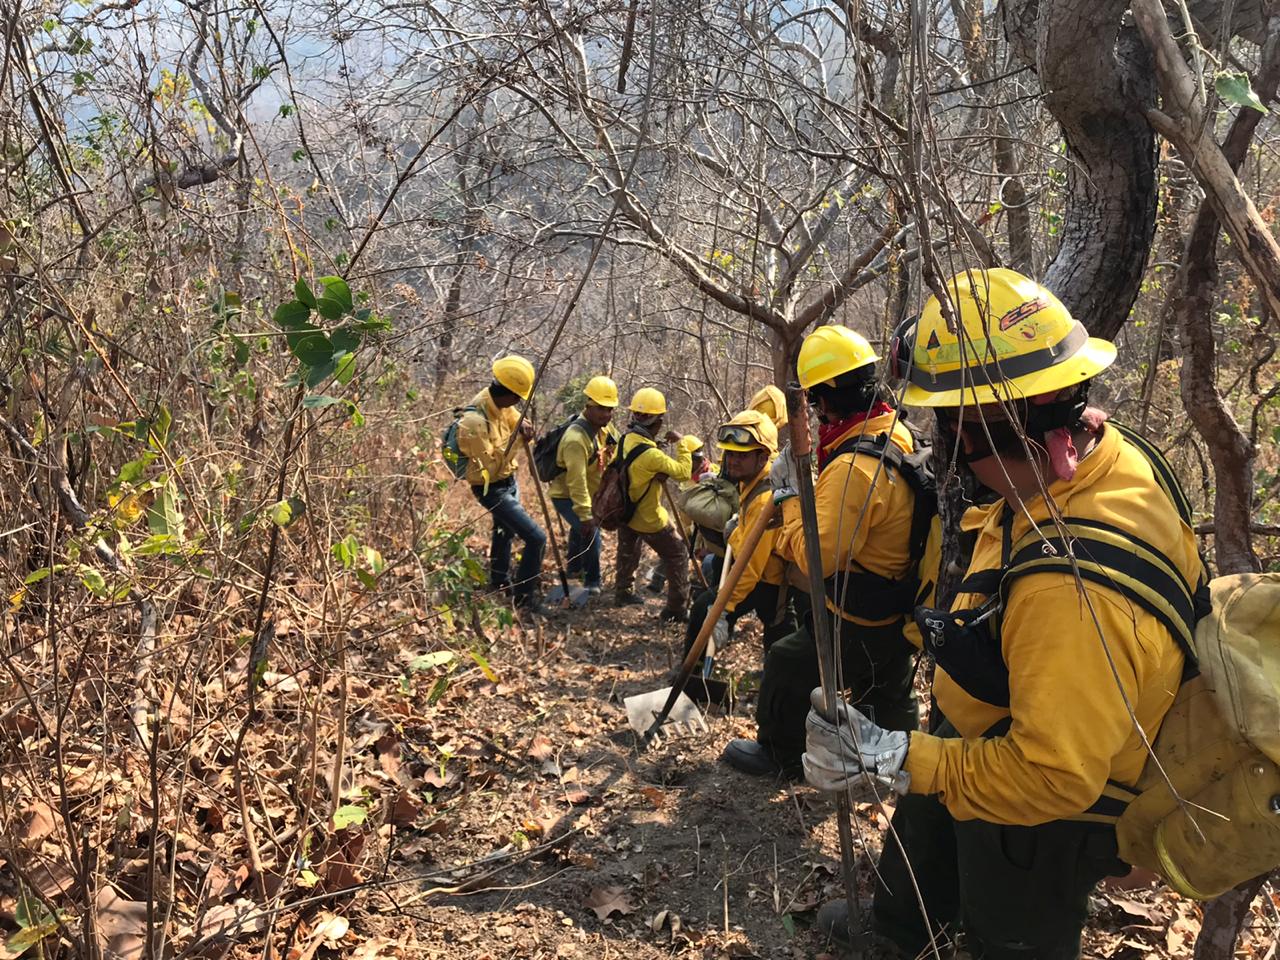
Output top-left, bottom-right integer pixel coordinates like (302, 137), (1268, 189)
(716, 409), (778, 454)
(583, 375), (619, 408)
(685, 435), (705, 454)
(629, 387), (667, 416)
(901, 268), (1116, 408)
(748, 384), (788, 429)
(492, 355), (535, 400)
(796, 325), (878, 390)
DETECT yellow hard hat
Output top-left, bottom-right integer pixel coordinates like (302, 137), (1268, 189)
(583, 375), (619, 408)
(629, 387), (667, 416)
(717, 409), (778, 454)
(748, 384), (788, 429)
(901, 268), (1116, 408)
(492, 355), (535, 400)
(685, 435), (705, 454)
(796, 326), (878, 390)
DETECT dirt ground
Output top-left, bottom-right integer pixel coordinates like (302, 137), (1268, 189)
(326, 544), (1273, 960)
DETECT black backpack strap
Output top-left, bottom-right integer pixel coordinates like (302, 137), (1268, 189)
(1002, 518), (1199, 671)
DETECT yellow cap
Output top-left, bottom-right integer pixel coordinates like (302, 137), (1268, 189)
(903, 268), (1116, 408)
(629, 387), (667, 416)
(716, 409), (778, 454)
(685, 435), (705, 454)
(796, 326), (878, 389)
(492, 355), (535, 400)
(748, 384), (788, 430)
(583, 375), (619, 408)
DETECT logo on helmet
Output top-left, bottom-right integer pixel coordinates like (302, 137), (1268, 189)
(997, 298), (1048, 339)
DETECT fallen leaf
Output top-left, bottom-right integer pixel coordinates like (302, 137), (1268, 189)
(385, 790), (421, 828)
(584, 886), (634, 921)
(196, 898), (266, 940)
(563, 789), (593, 806)
(17, 802), (56, 847)
(1105, 895), (1164, 925)
(527, 736), (555, 761)
(96, 886), (148, 960)
(639, 787), (665, 809)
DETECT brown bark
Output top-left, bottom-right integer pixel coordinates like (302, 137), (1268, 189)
(1165, 17), (1280, 577)
(1132, 0), (1280, 325)
(1002, 0), (1158, 339)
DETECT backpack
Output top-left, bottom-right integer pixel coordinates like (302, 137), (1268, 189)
(592, 433), (654, 531)
(678, 474), (739, 534)
(824, 431), (938, 622)
(441, 405), (483, 479)
(531, 417), (594, 483)
(917, 421), (1280, 899)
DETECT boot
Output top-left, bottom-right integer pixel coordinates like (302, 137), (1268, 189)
(720, 738), (803, 779)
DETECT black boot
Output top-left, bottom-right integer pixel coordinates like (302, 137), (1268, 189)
(719, 738), (802, 779)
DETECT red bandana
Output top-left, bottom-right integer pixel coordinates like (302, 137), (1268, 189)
(817, 403), (894, 470)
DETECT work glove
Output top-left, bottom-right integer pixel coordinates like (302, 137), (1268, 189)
(711, 613), (730, 649)
(802, 687), (910, 797)
(769, 443), (799, 503)
(723, 512), (740, 541)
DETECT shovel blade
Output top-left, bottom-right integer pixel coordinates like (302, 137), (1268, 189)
(624, 687), (709, 743)
(546, 584), (591, 608)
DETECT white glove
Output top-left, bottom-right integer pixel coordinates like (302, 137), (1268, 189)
(711, 614), (730, 649)
(802, 687), (910, 797)
(769, 444), (799, 503)
(723, 512), (740, 541)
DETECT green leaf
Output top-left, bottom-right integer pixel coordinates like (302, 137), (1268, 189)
(314, 296), (344, 321)
(146, 479), (183, 537)
(304, 358), (338, 388)
(363, 546), (385, 574)
(302, 394), (345, 410)
(468, 648), (499, 683)
(332, 534), (359, 568)
(331, 326), (361, 354)
(269, 496), (306, 528)
(355, 569), (378, 590)
(273, 299), (310, 328)
(333, 353), (356, 386)
(289, 332), (333, 366)
(147, 404), (172, 450)
(332, 804), (367, 830)
(230, 335), (250, 366)
(410, 651), (456, 671)
(427, 676), (450, 705)
(781, 913), (796, 937)
(78, 566), (107, 596)
(1215, 71), (1269, 113)
(24, 567), (60, 585)
(294, 278), (316, 308)
(318, 276), (354, 313)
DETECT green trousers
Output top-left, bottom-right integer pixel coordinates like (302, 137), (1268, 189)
(683, 581), (807, 658)
(873, 725), (1128, 958)
(755, 612), (917, 763)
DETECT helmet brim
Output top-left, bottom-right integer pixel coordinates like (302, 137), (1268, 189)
(718, 441), (765, 453)
(902, 337), (1116, 408)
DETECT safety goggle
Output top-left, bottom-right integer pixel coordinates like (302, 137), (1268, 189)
(717, 425), (760, 448)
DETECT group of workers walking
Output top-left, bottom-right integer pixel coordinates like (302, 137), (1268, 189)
(453, 268), (1208, 958)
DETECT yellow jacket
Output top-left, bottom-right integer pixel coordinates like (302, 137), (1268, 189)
(547, 418), (607, 521)
(776, 412), (916, 624)
(726, 464), (785, 612)
(618, 430), (695, 534)
(456, 388), (521, 488)
(904, 424), (1202, 825)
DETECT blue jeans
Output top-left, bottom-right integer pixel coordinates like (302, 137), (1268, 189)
(473, 478), (546, 603)
(551, 497), (601, 589)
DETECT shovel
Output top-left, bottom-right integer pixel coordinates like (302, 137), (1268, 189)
(625, 498), (777, 746)
(523, 440), (589, 610)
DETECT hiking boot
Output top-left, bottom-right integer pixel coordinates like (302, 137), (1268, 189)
(658, 607), (688, 624)
(720, 738), (803, 779)
(615, 592), (645, 607)
(515, 596), (546, 617)
(586, 584), (602, 596)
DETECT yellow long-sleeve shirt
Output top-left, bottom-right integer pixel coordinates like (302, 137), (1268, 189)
(547, 418), (607, 521)
(905, 424), (1202, 826)
(618, 431), (695, 534)
(776, 412), (916, 624)
(726, 466), (784, 612)
(456, 388), (521, 488)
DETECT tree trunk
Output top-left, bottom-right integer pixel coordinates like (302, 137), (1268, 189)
(1002, 0), (1158, 338)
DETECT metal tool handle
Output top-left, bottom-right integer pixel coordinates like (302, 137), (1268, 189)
(640, 499), (776, 744)
(786, 382), (863, 951)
